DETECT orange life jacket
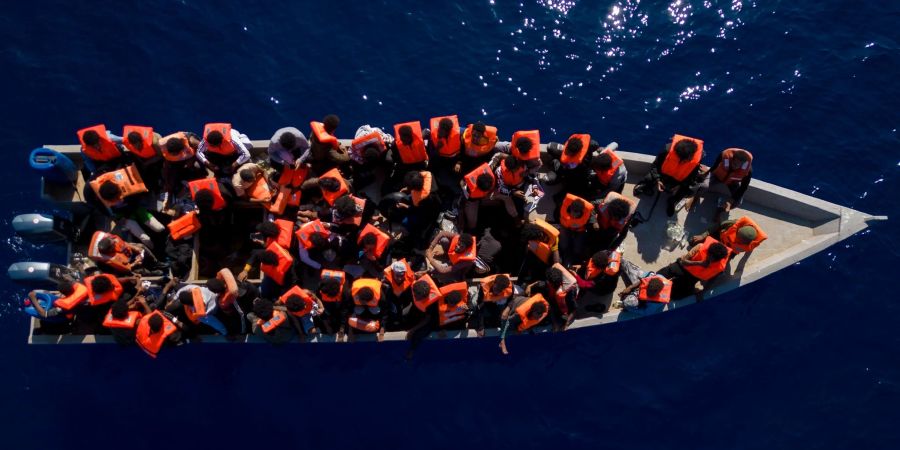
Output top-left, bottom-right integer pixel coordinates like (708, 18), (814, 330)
(638, 276), (673, 303)
(660, 134), (704, 182)
(682, 237), (731, 281)
(719, 216), (767, 253)
(136, 311), (177, 358)
(310, 121), (340, 150)
(276, 164), (310, 188)
(265, 219), (294, 249)
(295, 219), (331, 250)
(188, 178), (226, 211)
(168, 211), (201, 241)
(526, 219), (559, 264)
(585, 250), (621, 280)
(261, 241), (293, 285)
(350, 131), (387, 157)
(413, 274), (442, 312)
(464, 163), (496, 199)
(447, 234), (476, 265)
(122, 125), (158, 160)
(258, 310), (287, 334)
(279, 285), (315, 317)
(87, 230), (133, 273)
(559, 134), (590, 166)
(352, 278), (382, 308)
(594, 148), (624, 185)
(216, 268), (239, 310)
(319, 168), (349, 206)
(550, 263), (577, 316)
(334, 195), (366, 227)
(559, 193), (594, 231)
(510, 130), (541, 161)
(499, 157), (526, 187)
(268, 186), (302, 215)
(77, 124), (122, 161)
(410, 171), (433, 206)
(438, 281), (469, 326)
(515, 294), (549, 332)
(54, 282), (89, 311)
(248, 177), (273, 202)
(319, 269), (346, 303)
(160, 132), (196, 162)
(480, 274), (513, 302)
(348, 316), (381, 333)
(203, 123), (236, 155)
(712, 148), (753, 184)
(393, 121), (428, 164)
(89, 164), (148, 208)
(183, 287), (208, 324)
(85, 274), (123, 306)
(357, 224), (390, 260)
(462, 124), (498, 157)
(596, 192), (636, 232)
(430, 115), (461, 158)
(103, 310), (142, 329)
(383, 259), (415, 296)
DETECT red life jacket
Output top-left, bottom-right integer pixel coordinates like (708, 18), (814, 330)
(265, 219), (294, 249)
(719, 216), (767, 253)
(203, 123), (236, 156)
(183, 287), (209, 324)
(350, 131), (386, 157)
(261, 241), (293, 285)
(383, 259), (414, 296)
(447, 234), (476, 265)
(268, 186), (302, 215)
(438, 282), (469, 326)
(393, 121), (428, 164)
(279, 286), (316, 317)
(310, 121), (340, 150)
(319, 168), (349, 206)
(594, 148), (624, 185)
(276, 164), (310, 188)
(559, 194), (594, 232)
(319, 270), (346, 303)
(462, 124), (498, 157)
(122, 125), (158, 160)
(136, 311), (177, 358)
(87, 230), (133, 273)
(510, 130), (541, 161)
(682, 237), (731, 281)
(596, 192), (635, 232)
(335, 195), (366, 227)
(712, 148), (753, 184)
(480, 274), (513, 302)
(638, 276), (673, 303)
(85, 274), (124, 306)
(89, 164), (148, 208)
(526, 219), (559, 264)
(357, 224), (390, 260)
(103, 310), (142, 329)
(515, 294), (549, 332)
(352, 278), (382, 308)
(464, 163), (496, 199)
(188, 178), (227, 211)
(585, 250), (621, 279)
(295, 219), (331, 250)
(77, 124), (122, 161)
(54, 283), (89, 311)
(168, 211), (201, 241)
(660, 134), (703, 182)
(499, 158), (525, 187)
(160, 132), (196, 162)
(413, 274), (442, 312)
(559, 134), (590, 166)
(410, 171), (433, 206)
(258, 310), (287, 334)
(430, 115), (461, 158)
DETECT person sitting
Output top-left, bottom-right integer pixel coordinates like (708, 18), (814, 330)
(135, 310), (183, 358)
(383, 259), (414, 328)
(589, 144), (627, 196)
(204, 275), (243, 336)
(395, 170), (441, 248)
(357, 224), (392, 278)
(238, 243), (296, 298)
(122, 125), (163, 186)
(657, 237), (731, 300)
(159, 131), (205, 203)
(268, 126), (310, 174)
(92, 232), (162, 276)
(425, 231), (477, 282)
(705, 148), (754, 222)
(279, 286), (324, 341)
(403, 276), (442, 359)
(348, 124), (392, 190)
(461, 162), (511, 231)
(614, 260), (672, 317)
(426, 115), (464, 197)
(230, 162), (269, 201)
(528, 264), (579, 330)
(460, 121), (499, 173)
(247, 298), (294, 345)
(501, 130), (542, 173)
(317, 269), (350, 339)
(689, 215), (767, 255)
(196, 123), (252, 175)
(165, 284), (225, 336)
(385, 121), (429, 194)
(633, 134), (705, 217)
(315, 169), (350, 206)
(436, 282), (472, 336)
(348, 278), (387, 342)
(471, 273), (517, 336)
(545, 134), (595, 197)
(498, 294), (549, 355)
(77, 124), (127, 173)
(493, 153), (529, 219)
(594, 191), (637, 249)
(188, 178), (233, 215)
(576, 249), (621, 295)
(520, 220), (561, 281)
(103, 294), (150, 345)
(556, 194), (597, 265)
(89, 175), (166, 250)
(308, 114), (350, 174)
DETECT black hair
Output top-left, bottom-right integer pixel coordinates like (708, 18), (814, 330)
(323, 114), (340, 132)
(646, 278), (665, 296)
(546, 267), (563, 285)
(404, 171), (425, 191)
(285, 294), (305, 312)
(356, 287), (375, 303)
(333, 195), (356, 216)
(592, 152), (613, 170)
(256, 221), (280, 238)
(126, 131), (144, 149)
(398, 125), (414, 145)
(166, 138), (185, 154)
(567, 199), (586, 218)
(239, 169), (256, 183)
(515, 136), (533, 155)
(475, 173), (494, 192)
(590, 251), (609, 267)
(473, 122), (486, 134)
(320, 277), (342, 296)
(308, 232), (328, 250)
(412, 280), (432, 300)
(491, 275), (511, 294)
(279, 132), (297, 150)
(193, 189), (215, 211)
(438, 118), (453, 138)
(98, 181), (121, 201)
(148, 314), (163, 333)
(111, 298), (130, 320)
(444, 290), (463, 305)
(606, 198), (631, 220)
(363, 145), (381, 163)
(253, 298), (275, 321)
(503, 155), (521, 170)
(57, 280), (75, 296)
(527, 301), (547, 319)
(178, 290), (193, 305)
(564, 137), (583, 155)
(360, 233), (378, 247)
(521, 223), (545, 241)
(91, 275), (113, 294)
(206, 278), (226, 294)
(97, 237), (115, 254)
(673, 139), (698, 161)
(319, 177), (342, 192)
(206, 130), (224, 147)
(455, 233), (474, 252)
(708, 242), (729, 261)
(82, 130), (101, 146)
(259, 250), (279, 266)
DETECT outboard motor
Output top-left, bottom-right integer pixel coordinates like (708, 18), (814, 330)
(7, 262), (79, 288)
(12, 214), (76, 244)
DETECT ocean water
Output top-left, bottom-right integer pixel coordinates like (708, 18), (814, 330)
(1, 1), (898, 448)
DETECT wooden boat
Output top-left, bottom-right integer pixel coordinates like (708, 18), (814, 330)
(18, 138), (886, 344)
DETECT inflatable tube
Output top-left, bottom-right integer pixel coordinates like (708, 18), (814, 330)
(30, 148), (77, 184)
(23, 291), (68, 323)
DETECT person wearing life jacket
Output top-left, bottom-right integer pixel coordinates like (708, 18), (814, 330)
(614, 259), (672, 317)
(328, 193), (371, 235)
(577, 249), (622, 295)
(491, 153), (530, 217)
(657, 237), (732, 300)
(689, 216), (767, 255)
(248, 298), (295, 344)
(188, 177), (233, 214)
(294, 219), (343, 273)
(315, 168), (350, 206)
(135, 310), (183, 358)
(158, 131), (205, 205)
(308, 114), (350, 174)
(460, 162), (503, 231)
(436, 282), (472, 335)
(279, 286), (325, 339)
(382, 259), (415, 328)
(520, 220), (561, 281)
(403, 275), (444, 358)
(348, 278), (387, 342)
(393, 171), (441, 243)
(557, 193), (598, 265)
(383, 121), (429, 195)
(104, 294), (151, 345)
(633, 134), (706, 217)
(425, 116), (465, 198)
(122, 125), (163, 187)
(425, 231), (477, 282)
(317, 269), (350, 339)
(230, 162), (269, 201)
(595, 191), (637, 248)
(471, 273), (519, 336)
(77, 124), (128, 173)
(164, 284), (226, 336)
(238, 242), (296, 298)
(203, 271), (244, 336)
(498, 294), (549, 355)
(545, 134), (596, 198)
(501, 130), (542, 173)
(86, 165), (167, 250)
(268, 126), (310, 174)
(90, 231), (163, 276)
(196, 122), (252, 175)
(706, 148), (754, 221)
(23, 280), (83, 323)
(527, 264), (579, 330)
(589, 144), (628, 196)
(357, 223), (392, 277)
(348, 124), (393, 191)
(460, 121), (499, 173)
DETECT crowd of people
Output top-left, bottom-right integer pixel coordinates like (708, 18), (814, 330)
(25, 116), (766, 358)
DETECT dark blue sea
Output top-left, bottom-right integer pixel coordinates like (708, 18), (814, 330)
(1, 1), (898, 448)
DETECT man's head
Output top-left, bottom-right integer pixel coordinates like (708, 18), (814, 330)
(259, 250), (279, 266)
(308, 232), (329, 250)
(546, 267), (563, 286)
(178, 289), (193, 305)
(206, 130), (224, 147)
(564, 137), (583, 156)
(90, 275), (113, 294)
(527, 301), (547, 320)
(148, 313), (164, 333)
(503, 155), (522, 171)
(82, 130), (101, 148)
(98, 181), (122, 202)
(591, 152), (613, 170)
(126, 131), (144, 150)
(390, 261), (407, 278)
(285, 294), (306, 313)
(490, 275), (511, 295)
(454, 233), (474, 253)
(404, 171), (425, 191)
(398, 125), (414, 145)
(110, 298), (130, 320)
(363, 145), (381, 164)
(239, 169), (256, 183)
(515, 136), (533, 155)
(443, 290), (463, 305)
(193, 189), (215, 211)
(673, 139), (698, 162)
(206, 278), (226, 294)
(97, 237), (116, 255)
(323, 114), (340, 133)
(708, 242), (729, 262)
(732, 150), (749, 164)
(355, 287), (375, 304)
(438, 118), (454, 138)
(360, 232), (378, 250)
(256, 221), (280, 238)
(279, 132), (297, 150)
(646, 277), (665, 297)
(57, 280), (75, 296)
(521, 223), (545, 241)
(253, 298), (275, 321)
(606, 198), (631, 220)
(334, 195), (358, 217)
(320, 277), (342, 297)
(590, 251), (609, 268)
(412, 280), (432, 301)
(737, 226), (758, 244)
(165, 137), (186, 155)
(319, 177), (342, 193)
(473, 122), (486, 137)
(475, 173), (494, 192)
(567, 199), (586, 219)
